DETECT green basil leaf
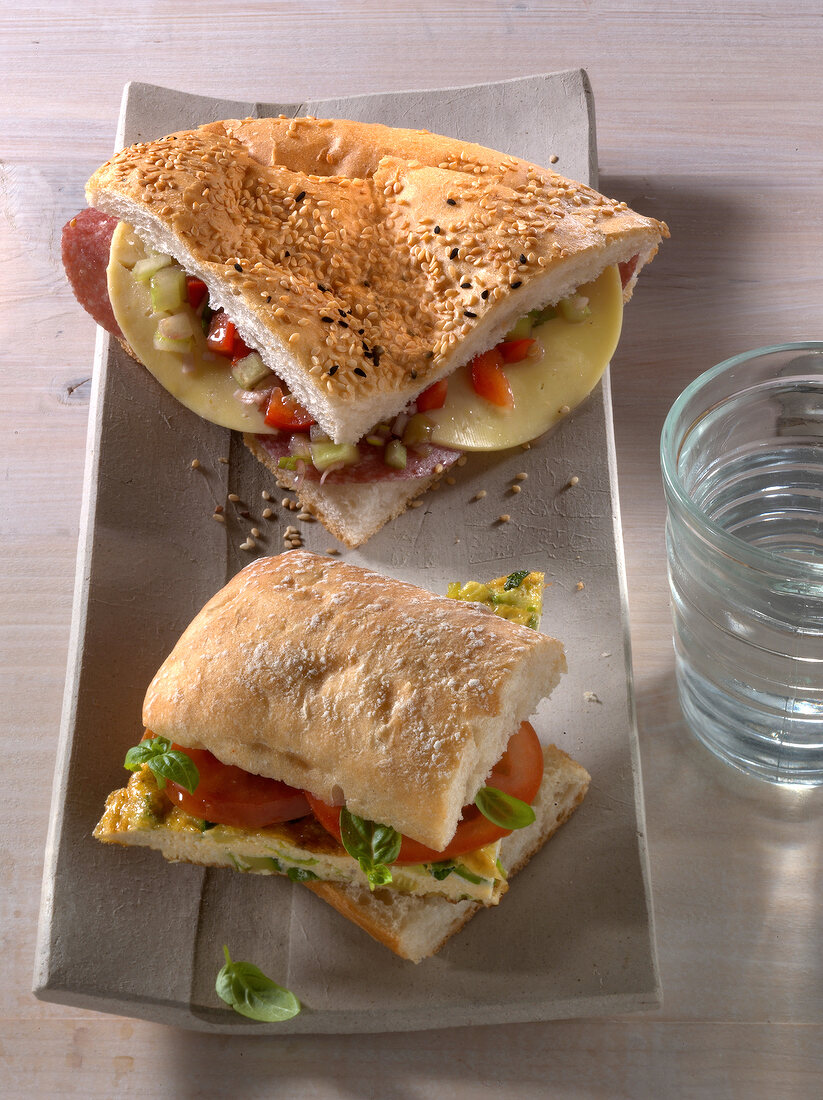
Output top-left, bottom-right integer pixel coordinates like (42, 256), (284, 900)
(339, 808), (401, 890)
(123, 735), (199, 793)
(475, 785), (536, 830)
(365, 864), (394, 888)
(503, 569), (530, 591)
(216, 946), (301, 1022)
(286, 866), (319, 882)
(453, 865), (486, 885)
(429, 861), (455, 881)
(124, 735), (171, 770)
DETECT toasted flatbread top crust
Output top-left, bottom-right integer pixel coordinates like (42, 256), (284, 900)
(87, 116), (668, 442)
(142, 551), (566, 851)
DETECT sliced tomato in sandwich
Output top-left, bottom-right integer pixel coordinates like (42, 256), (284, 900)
(306, 720), (544, 862)
(164, 745), (310, 828)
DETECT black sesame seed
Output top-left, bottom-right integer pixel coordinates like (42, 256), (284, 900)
(434, 225), (441, 234)
(318, 283), (328, 292)
(461, 281), (471, 289)
(321, 316), (334, 323)
(446, 198), (456, 206)
(354, 367), (367, 377)
(425, 351), (434, 359)
(450, 247), (459, 259)
(328, 364), (339, 375)
(362, 280), (370, 287)
(481, 289), (490, 300)
(284, 250), (290, 257)
(520, 253), (527, 265)
(411, 370), (418, 379)
(234, 263), (243, 272)
(511, 280), (523, 289)
(338, 320), (349, 328)
(295, 190), (306, 203)
(358, 328), (365, 335)
(464, 310), (477, 318)
(338, 309), (347, 317)
(266, 295), (272, 303)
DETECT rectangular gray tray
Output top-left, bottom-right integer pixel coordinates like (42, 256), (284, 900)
(34, 72), (659, 1033)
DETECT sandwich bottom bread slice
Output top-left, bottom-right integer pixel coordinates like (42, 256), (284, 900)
(93, 551), (590, 960)
(96, 742), (589, 962)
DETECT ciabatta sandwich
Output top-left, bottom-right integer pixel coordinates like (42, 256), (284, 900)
(63, 116), (667, 546)
(94, 551), (590, 962)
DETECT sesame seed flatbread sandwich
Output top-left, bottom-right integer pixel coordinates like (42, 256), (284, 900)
(93, 551), (590, 962)
(63, 116), (667, 546)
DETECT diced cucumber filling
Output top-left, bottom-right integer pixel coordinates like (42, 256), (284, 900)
(310, 441), (359, 471)
(384, 439), (407, 469)
(558, 294), (590, 322)
(231, 351), (273, 390)
(150, 266), (187, 312)
(132, 253), (173, 283)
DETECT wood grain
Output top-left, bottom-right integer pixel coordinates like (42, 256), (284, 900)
(3, 1), (823, 1095)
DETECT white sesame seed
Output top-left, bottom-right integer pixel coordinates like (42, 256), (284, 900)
(511, 484), (521, 494)
(190, 459), (201, 469)
(212, 513), (226, 524)
(240, 538), (256, 551)
(228, 493), (241, 503)
(473, 489), (487, 500)
(262, 490), (272, 501)
(262, 508), (274, 519)
(251, 527), (261, 538)
(569, 475), (580, 487)
(498, 514), (511, 523)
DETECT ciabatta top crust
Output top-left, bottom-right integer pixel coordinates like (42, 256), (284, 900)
(142, 551), (566, 851)
(87, 116), (668, 443)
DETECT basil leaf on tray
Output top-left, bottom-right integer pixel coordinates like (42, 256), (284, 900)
(475, 785), (536, 830)
(216, 946), (301, 1022)
(123, 735), (199, 793)
(339, 808), (402, 890)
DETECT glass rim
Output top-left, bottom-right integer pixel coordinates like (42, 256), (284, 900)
(660, 341), (823, 577)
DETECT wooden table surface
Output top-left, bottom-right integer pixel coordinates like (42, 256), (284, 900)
(4, 2), (822, 1096)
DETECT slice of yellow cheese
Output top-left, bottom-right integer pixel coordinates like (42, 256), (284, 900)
(427, 265), (623, 451)
(106, 222), (276, 434)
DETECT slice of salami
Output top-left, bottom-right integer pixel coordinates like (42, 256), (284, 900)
(255, 434), (461, 483)
(62, 208), (122, 338)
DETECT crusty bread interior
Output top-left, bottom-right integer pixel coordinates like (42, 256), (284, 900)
(142, 551), (566, 851)
(305, 743), (591, 962)
(87, 116), (668, 444)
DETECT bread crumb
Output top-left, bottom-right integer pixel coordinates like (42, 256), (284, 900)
(583, 691), (602, 704)
(576, 581), (585, 591)
(326, 547), (340, 555)
(218, 456), (229, 464)
(456, 456), (467, 467)
(600, 651), (612, 658)
(446, 476), (456, 485)
(550, 154), (559, 163)
(521, 442), (531, 450)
